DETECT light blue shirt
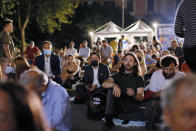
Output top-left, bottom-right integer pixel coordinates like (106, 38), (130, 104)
(42, 80), (71, 131)
(79, 47), (90, 58)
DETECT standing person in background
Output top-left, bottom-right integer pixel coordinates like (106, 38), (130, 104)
(0, 19), (16, 60)
(118, 35), (125, 50)
(174, 0), (196, 72)
(25, 41), (39, 65)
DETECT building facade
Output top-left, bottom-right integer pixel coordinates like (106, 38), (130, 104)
(80, 0), (182, 20)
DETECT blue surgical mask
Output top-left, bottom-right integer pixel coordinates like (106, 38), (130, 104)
(43, 49), (51, 55)
(5, 66), (15, 74)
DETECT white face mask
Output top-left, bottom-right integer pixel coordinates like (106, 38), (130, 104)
(4, 66), (15, 74)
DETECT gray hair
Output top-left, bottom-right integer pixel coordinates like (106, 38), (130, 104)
(19, 69), (48, 90)
(161, 74), (196, 112)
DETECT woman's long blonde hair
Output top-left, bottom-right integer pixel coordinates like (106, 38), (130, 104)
(135, 50), (146, 67)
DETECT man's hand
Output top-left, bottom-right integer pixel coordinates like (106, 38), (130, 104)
(127, 88), (135, 96)
(89, 84), (97, 92)
(113, 84), (121, 97)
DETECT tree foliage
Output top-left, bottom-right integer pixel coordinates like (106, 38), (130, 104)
(0, 0), (78, 52)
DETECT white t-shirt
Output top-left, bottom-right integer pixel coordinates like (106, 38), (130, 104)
(149, 70), (185, 92)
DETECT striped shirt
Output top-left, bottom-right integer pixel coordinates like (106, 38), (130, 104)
(174, 0), (196, 48)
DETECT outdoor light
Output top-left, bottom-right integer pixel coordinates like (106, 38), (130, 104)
(153, 22), (158, 28)
(89, 32), (93, 36)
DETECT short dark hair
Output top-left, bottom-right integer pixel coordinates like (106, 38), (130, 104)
(90, 52), (101, 59)
(42, 41), (52, 47)
(118, 50), (122, 54)
(160, 55), (179, 67)
(131, 44), (140, 52)
(2, 19), (13, 28)
(102, 40), (108, 43)
(152, 53), (158, 59)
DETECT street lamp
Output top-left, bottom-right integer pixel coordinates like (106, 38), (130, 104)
(122, 0), (125, 29)
(89, 32), (94, 48)
(89, 32), (93, 36)
(153, 22), (158, 28)
(153, 22), (158, 37)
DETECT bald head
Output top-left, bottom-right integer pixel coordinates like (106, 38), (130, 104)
(19, 69), (48, 92)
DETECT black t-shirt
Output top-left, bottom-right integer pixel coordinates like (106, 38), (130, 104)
(168, 46), (184, 57)
(112, 72), (144, 93)
(111, 72), (144, 111)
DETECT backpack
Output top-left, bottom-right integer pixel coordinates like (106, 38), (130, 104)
(87, 93), (106, 120)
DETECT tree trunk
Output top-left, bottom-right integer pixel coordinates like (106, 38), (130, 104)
(17, 4), (30, 55)
(20, 28), (25, 54)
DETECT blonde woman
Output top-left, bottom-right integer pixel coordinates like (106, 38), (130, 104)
(135, 50), (147, 77)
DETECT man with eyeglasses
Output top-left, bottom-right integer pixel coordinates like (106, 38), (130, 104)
(146, 55), (185, 99)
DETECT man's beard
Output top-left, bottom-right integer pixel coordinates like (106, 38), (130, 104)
(163, 71), (175, 79)
(124, 64), (133, 71)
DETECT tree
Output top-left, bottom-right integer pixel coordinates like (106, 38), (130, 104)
(0, 0), (78, 53)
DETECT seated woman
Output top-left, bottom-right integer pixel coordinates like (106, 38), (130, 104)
(0, 82), (50, 131)
(61, 55), (80, 89)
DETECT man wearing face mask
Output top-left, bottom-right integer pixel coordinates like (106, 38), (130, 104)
(145, 55), (184, 100)
(75, 52), (109, 103)
(34, 41), (62, 84)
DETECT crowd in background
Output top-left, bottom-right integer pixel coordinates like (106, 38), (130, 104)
(1, 0), (196, 130)
(0, 32), (191, 131)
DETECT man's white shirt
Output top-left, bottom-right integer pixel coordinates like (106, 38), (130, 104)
(149, 70), (185, 92)
(44, 56), (53, 77)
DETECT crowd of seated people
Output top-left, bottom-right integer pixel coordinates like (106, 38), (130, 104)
(0, 36), (191, 131)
